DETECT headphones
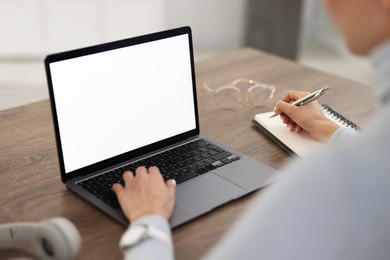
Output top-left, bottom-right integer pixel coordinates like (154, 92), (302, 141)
(0, 217), (82, 260)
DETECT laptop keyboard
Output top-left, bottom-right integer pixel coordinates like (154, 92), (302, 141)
(77, 139), (240, 209)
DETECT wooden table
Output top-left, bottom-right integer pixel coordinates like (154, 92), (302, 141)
(0, 48), (375, 259)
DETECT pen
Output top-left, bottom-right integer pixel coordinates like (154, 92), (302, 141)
(269, 85), (330, 118)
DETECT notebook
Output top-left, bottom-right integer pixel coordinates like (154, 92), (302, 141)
(252, 104), (360, 157)
(45, 26), (276, 228)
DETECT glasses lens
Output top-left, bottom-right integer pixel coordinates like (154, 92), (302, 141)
(247, 85), (275, 107)
(214, 87), (241, 109)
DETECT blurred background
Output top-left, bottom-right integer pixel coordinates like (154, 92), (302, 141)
(0, 0), (373, 110)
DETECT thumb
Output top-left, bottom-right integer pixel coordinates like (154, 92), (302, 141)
(166, 179), (176, 201)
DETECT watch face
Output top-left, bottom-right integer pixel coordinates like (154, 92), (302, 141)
(120, 224), (147, 248)
(120, 223), (172, 250)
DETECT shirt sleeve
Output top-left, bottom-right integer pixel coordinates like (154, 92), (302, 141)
(329, 126), (357, 145)
(203, 149), (351, 260)
(122, 215), (174, 260)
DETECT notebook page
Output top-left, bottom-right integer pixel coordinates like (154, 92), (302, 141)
(253, 105), (359, 157)
(254, 111), (323, 157)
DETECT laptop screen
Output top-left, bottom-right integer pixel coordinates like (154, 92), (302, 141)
(48, 32), (197, 174)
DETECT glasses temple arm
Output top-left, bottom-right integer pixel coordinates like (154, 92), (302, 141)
(202, 81), (214, 93)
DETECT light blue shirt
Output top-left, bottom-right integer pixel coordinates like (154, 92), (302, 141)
(121, 215), (173, 260)
(122, 41), (390, 260)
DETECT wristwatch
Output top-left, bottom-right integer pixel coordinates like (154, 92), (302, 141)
(119, 223), (172, 251)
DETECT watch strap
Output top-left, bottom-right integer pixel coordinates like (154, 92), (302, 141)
(120, 223), (172, 251)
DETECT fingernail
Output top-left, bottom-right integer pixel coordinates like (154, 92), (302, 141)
(171, 179), (176, 187)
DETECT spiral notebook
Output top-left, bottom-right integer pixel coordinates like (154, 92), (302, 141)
(252, 104), (360, 157)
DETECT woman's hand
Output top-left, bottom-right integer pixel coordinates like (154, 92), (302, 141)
(274, 90), (340, 143)
(112, 166), (176, 222)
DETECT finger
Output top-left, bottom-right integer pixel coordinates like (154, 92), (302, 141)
(167, 179), (176, 190)
(148, 165), (161, 175)
(148, 166), (164, 182)
(288, 123), (295, 132)
(279, 107), (298, 131)
(275, 100), (305, 121)
(149, 166), (164, 181)
(280, 114), (290, 125)
(135, 166), (147, 176)
(166, 179), (176, 202)
(274, 100), (295, 118)
(280, 92), (294, 103)
(123, 171), (134, 186)
(281, 91), (310, 103)
(112, 182), (124, 194)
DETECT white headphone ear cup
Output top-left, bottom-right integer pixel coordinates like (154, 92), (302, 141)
(31, 217), (81, 260)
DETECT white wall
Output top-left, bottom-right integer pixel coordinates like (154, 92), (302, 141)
(166, 0), (248, 53)
(0, 0), (249, 110)
(0, 0), (248, 59)
(0, 0), (166, 58)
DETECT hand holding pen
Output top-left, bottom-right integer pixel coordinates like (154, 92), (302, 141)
(270, 86), (330, 118)
(272, 86), (340, 142)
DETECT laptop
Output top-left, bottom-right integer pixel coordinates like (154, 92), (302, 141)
(45, 26), (276, 228)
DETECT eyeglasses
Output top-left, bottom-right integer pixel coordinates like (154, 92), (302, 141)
(203, 78), (276, 109)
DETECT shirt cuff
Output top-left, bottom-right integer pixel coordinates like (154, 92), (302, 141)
(121, 215), (172, 245)
(329, 127), (357, 145)
(121, 215), (174, 260)
(135, 215), (170, 231)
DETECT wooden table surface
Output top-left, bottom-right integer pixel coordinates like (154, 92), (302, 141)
(0, 48), (375, 259)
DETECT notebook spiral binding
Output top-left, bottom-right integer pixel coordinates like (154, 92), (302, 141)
(321, 104), (360, 131)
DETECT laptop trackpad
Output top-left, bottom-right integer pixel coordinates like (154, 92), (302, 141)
(175, 173), (245, 215)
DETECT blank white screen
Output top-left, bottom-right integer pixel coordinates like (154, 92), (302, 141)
(49, 34), (196, 173)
